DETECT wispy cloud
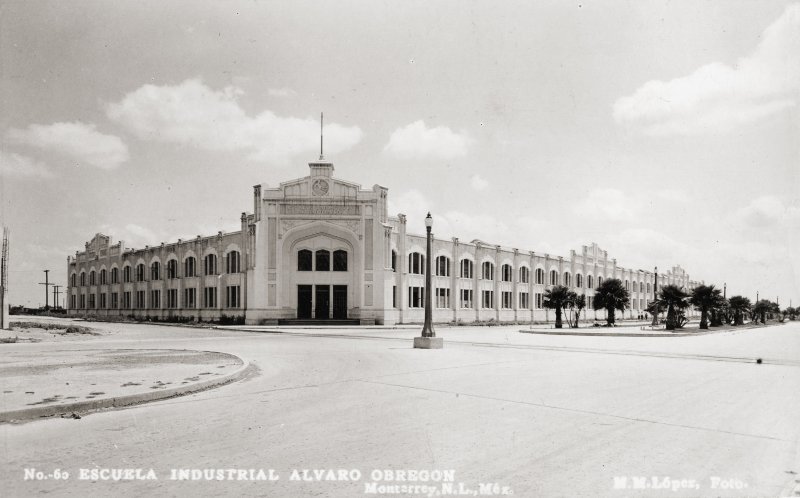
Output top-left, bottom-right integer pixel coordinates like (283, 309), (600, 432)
(383, 120), (470, 160)
(106, 78), (362, 164)
(267, 87), (297, 98)
(613, 4), (799, 135)
(6, 122), (129, 170)
(470, 174), (488, 191)
(0, 150), (54, 178)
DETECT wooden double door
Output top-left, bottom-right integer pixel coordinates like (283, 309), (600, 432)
(297, 285), (347, 320)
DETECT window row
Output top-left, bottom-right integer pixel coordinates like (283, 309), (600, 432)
(71, 285), (242, 310)
(297, 249), (347, 272)
(72, 252), (242, 286)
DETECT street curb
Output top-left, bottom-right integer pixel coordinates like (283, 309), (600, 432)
(518, 323), (777, 338)
(0, 352), (252, 424)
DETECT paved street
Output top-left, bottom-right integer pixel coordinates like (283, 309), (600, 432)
(1, 319), (799, 497)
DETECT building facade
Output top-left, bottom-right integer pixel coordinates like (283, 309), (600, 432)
(67, 158), (702, 325)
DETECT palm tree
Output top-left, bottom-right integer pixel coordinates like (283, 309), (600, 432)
(689, 285), (721, 329)
(728, 295), (751, 326)
(657, 284), (690, 330)
(592, 278), (630, 326)
(544, 285), (571, 329)
(752, 299), (772, 324)
(571, 294), (586, 328)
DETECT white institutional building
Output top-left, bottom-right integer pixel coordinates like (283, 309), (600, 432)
(67, 157), (702, 325)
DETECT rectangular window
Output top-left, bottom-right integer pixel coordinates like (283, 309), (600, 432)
(167, 289), (178, 309)
(435, 288), (450, 309)
(100, 293), (107, 309)
(519, 292), (529, 309)
(501, 291), (512, 309)
(392, 286), (397, 308)
(535, 292), (543, 309)
(225, 285), (241, 308)
(111, 292), (118, 309)
(408, 286), (424, 308)
(203, 287), (217, 308)
(183, 288), (196, 309)
(151, 290), (161, 309)
(88, 294), (96, 309)
(482, 290), (494, 309)
(70, 295), (76, 309)
(587, 296), (593, 308)
(79, 294), (85, 309)
(123, 292), (131, 309)
(460, 289), (473, 308)
(136, 290), (146, 309)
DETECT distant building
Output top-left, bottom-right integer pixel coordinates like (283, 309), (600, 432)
(67, 158), (702, 324)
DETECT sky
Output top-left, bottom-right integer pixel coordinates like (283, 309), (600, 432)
(1, 0), (798, 308)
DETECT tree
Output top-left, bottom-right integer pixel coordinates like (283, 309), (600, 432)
(689, 285), (722, 329)
(593, 278), (630, 326)
(657, 284), (690, 330)
(570, 293), (586, 328)
(728, 295), (751, 326)
(785, 306), (797, 321)
(544, 285), (571, 329)
(753, 299), (773, 324)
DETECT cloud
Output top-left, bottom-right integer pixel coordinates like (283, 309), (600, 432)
(383, 120), (470, 160)
(613, 3), (800, 135)
(735, 195), (800, 228)
(573, 188), (641, 221)
(268, 87), (297, 98)
(0, 150), (54, 178)
(106, 78), (362, 164)
(470, 174), (488, 191)
(5, 122), (129, 170)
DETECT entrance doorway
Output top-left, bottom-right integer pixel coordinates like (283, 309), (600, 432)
(297, 285), (312, 319)
(333, 285), (347, 319)
(315, 285), (330, 319)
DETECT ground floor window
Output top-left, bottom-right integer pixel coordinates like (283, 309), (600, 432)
(435, 288), (450, 309)
(80, 294), (86, 309)
(587, 296), (593, 308)
(88, 294), (96, 309)
(519, 292), (529, 309)
(71, 295), (76, 309)
(226, 285), (241, 308)
(460, 289), (473, 308)
(100, 293), (107, 309)
(535, 292), (543, 309)
(482, 290), (494, 309)
(203, 287), (217, 308)
(111, 292), (118, 309)
(136, 290), (146, 309)
(501, 291), (512, 309)
(123, 292), (131, 309)
(408, 286), (424, 308)
(167, 289), (178, 309)
(183, 288), (196, 309)
(392, 286), (397, 308)
(151, 290), (161, 309)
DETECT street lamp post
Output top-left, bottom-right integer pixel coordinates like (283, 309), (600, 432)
(414, 212), (443, 349)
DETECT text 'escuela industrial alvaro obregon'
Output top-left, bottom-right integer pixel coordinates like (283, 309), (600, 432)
(67, 156), (702, 325)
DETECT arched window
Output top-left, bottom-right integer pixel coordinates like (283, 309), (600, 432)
(501, 264), (512, 282)
(519, 267), (529, 283)
(408, 252), (424, 274)
(535, 268), (544, 284)
(123, 266), (132, 283)
(150, 262), (160, 280)
(587, 275), (593, 289)
(316, 249), (330, 271)
(460, 259), (473, 278)
(184, 257), (196, 277)
(100, 269), (107, 285)
(564, 272), (571, 287)
(549, 270), (558, 286)
(89, 270), (96, 285)
(640, 282), (644, 293)
(80, 272), (86, 286)
(436, 256), (450, 276)
(226, 251), (241, 273)
(204, 254), (217, 275)
(298, 249), (312, 271)
(482, 262), (494, 280)
(576, 274), (583, 288)
(333, 250), (348, 271)
(597, 276), (603, 287)
(625, 279), (630, 290)
(166, 260), (178, 279)
(391, 250), (397, 271)
(646, 282), (651, 293)
(136, 263), (146, 282)
(71, 273), (77, 287)
(111, 267), (119, 284)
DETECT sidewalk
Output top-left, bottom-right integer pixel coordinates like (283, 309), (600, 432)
(0, 348), (248, 423)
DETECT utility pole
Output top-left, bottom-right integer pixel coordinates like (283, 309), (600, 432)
(53, 285), (62, 310)
(1, 227), (9, 329)
(39, 269), (51, 310)
(651, 266), (659, 327)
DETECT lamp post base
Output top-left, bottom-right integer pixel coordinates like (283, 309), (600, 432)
(413, 337), (444, 349)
